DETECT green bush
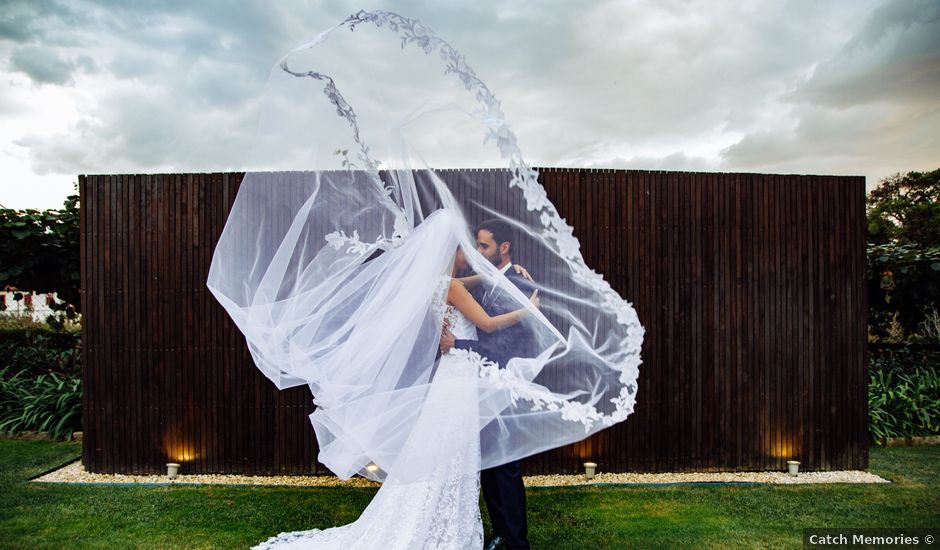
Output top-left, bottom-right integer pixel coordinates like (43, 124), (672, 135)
(869, 345), (940, 374)
(0, 189), (81, 313)
(0, 327), (81, 379)
(0, 367), (82, 440)
(868, 361), (940, 444)
(0, 321), (82, 440)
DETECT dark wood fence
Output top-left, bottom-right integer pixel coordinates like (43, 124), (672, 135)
(79, 169), (868, 475)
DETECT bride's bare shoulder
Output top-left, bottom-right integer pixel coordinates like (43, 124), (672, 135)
(447, 278), (469, 300)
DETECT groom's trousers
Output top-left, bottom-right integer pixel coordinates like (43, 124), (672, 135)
(481, 459), (529, 550)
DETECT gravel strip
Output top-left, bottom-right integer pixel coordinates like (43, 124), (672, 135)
(523, 470), (890, 486)
(33, 461), (381, 487)
(32, 461), (890, 487)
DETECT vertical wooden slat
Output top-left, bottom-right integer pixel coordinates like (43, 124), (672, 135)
(102, 175), (114, 472)
(743, 173), (754, 470)
(78, 175), (89, 469)
(786, 179), (813, 469)
(92, 174), (102, 471)
(859, 176), (870, 470)
(701, 170), (715, 472)
(756, 173), (769, 470)
(782, 173), (793, 471)
(115, 173), (127, 472)
(126, 175), (138, 472)
(735, 172), (745, 471)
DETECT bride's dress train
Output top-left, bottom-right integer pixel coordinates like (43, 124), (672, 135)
(252, 302), (484, 549)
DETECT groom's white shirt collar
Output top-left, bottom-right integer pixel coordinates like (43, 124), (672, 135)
(497, 262), (512, 276)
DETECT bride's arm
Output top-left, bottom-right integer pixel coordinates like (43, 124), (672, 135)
(455, 273), (484, 289)
(456, 264), (533, 289)
(447, 279), (538, 334)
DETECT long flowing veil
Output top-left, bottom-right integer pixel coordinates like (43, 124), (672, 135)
(206, 10), (645, 483)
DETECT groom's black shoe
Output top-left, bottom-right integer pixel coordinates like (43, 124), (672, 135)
(484, 535), (505, 550)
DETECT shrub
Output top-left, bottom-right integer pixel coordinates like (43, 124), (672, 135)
(0, 326), (81, 380)
(0, 367), (82, 440)
(868, 362), (940, 444)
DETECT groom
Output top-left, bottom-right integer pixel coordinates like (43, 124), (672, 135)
(440, 218), (533, 550)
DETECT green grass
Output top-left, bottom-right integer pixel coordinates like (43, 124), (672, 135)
(0, 438), (937, 549)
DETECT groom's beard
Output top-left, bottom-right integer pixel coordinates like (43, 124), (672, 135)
(482, 250), (501, 267)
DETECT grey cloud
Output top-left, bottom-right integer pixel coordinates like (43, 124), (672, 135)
(793, 0), (940, 107)
(721, 0), (940, 185)
(15, 85), (260, 175)
(0, 0), (95, 45)
(719, 102), (940, 182)
(489, 0), (862, 161)
(584, 151), (720, 172)
(721, 104), (879, 168)
(0, 13), (36, 42)
(9, 45), (83, 84)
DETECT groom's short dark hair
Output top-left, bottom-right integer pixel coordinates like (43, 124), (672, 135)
(477, 218), (515, 250)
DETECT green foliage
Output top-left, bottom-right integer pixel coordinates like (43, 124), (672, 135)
(0, 325), (81, 441)
(869, 346), (940, 373)
(0, 184), (81, 313)
(868, 359), (940, 444)
(0, 327), (81, 380)
(866, 169), (940, 340)
(867, 168), (940, 247)
(0, 367), (82, 440)
(867, 244), (940, 341)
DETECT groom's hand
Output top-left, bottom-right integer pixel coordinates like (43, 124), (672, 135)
(440, 329), (455, 355)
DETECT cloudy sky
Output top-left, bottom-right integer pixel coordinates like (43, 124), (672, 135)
(0, 0), (937, 210)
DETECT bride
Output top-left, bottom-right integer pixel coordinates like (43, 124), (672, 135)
(207, 8), (644, 550)
(252, 242), (539, 550)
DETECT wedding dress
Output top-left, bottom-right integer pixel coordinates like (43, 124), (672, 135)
(252, 296), (484, 550)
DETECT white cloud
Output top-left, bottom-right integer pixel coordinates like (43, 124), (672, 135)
(0, 0), (937, 209)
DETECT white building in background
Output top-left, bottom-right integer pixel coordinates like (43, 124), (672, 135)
(0, 290), (71, 323)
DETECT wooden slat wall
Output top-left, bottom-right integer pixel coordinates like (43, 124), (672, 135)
(79, 169), (868, 475)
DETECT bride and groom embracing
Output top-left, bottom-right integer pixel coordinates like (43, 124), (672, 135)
(253, 216), (540, 550)
(210, 11), (645, 549)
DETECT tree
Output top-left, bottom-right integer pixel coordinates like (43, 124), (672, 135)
(0, 183), (81, 314)
(866, 169), (940, 342)
(867, 169), (940, 247)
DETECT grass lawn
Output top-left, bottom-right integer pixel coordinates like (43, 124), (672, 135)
(0, 438), (937, 549)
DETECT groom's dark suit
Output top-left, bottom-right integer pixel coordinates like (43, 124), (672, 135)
(454, 267), (534, 550)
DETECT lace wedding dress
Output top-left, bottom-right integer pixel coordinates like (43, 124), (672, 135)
(252, 294), (484, 550)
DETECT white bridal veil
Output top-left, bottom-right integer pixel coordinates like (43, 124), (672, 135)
(207, 10), (645, 482)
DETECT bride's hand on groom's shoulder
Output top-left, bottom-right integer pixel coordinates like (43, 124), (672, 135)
(513, 264), (533, 282)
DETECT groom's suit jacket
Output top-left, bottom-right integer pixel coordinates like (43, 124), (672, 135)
(453, 269), (537, 368)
